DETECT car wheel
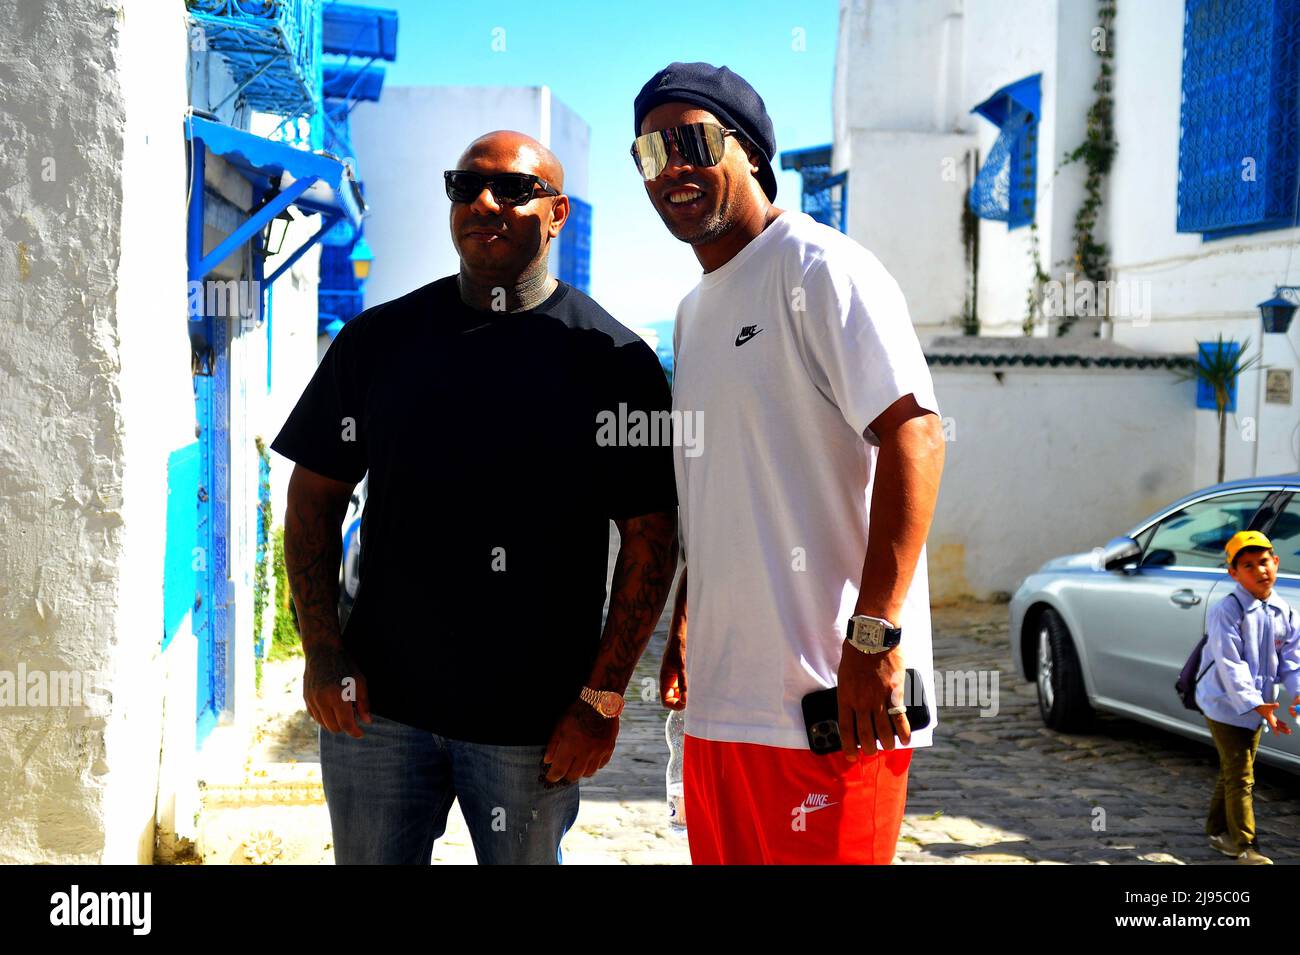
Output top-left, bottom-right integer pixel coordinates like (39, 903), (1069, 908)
(1035, 607), (1093, 731)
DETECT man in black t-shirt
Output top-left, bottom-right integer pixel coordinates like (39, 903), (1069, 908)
(273, 130), (678, 865)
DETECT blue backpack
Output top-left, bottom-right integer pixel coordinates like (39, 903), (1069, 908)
(1176, 591), (1245, 712)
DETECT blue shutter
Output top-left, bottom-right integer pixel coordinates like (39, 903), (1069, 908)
(1196, 340), (1242, 411)
(1178, 0), (1300, 236)
(969, 75), (1041, 230)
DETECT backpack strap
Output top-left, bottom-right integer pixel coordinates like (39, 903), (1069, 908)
(1197, 591), (1247, 684)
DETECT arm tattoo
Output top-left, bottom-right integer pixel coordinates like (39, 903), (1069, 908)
(283, 482), (350, 655)
(590, 510), (679, 694)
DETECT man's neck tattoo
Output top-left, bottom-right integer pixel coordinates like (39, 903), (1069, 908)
(457, 268), (557, 313)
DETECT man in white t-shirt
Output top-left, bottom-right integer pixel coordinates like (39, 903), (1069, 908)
(632, 62), (946, 864)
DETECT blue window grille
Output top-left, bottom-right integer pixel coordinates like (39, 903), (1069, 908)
(779, 145), (847, 232)
(1196, 340), (1242, 411)
(1177, 0), (1300, 237)
(969, 74), (1041, 230)
(559, 195), (592, 294)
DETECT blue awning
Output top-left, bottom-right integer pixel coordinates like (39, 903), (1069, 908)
(186, 115), (365, 230)
(324, 63), (386, 102)
(322, 3), (398, 60)
(971, 74), (1042, 126)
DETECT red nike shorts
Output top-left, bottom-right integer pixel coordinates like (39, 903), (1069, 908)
(683, 733), (912, 865)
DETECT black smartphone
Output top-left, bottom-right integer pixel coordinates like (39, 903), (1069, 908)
(801, 668), (931, 756)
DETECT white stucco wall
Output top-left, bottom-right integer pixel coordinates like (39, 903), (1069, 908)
(1107, 0), (1300, 482)
(835, 0), (1300, 595)
(0, 0), (194, 863)
(348, 85), (591, 308)
(928, 365), (1199, 600)
(834, 0), (974, 337)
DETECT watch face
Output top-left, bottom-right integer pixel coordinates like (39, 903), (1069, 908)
(854, 618), (884, 649)
(600, 693), (625, 717)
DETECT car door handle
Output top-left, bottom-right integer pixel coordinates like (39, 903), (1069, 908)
(1170, 589), (1202, 607)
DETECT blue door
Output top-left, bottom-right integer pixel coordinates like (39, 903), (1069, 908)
(194, 310), (232, 746)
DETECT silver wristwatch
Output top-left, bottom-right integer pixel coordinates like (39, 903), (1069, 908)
(845, 614), (903, 654)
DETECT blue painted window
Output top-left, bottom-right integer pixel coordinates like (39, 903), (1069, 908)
(1196, 340), (1242, 411)
(969, 75), (1041, 230)
(1178, 0), (1300, 237)
(559, 195), (592, 294)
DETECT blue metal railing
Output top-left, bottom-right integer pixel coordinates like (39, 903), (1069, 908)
(187, 0), (323, 133)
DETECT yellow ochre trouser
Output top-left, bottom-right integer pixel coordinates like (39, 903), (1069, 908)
(1204, 716), (1263, 854)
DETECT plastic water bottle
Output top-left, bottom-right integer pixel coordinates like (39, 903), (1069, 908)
(665, 709), (686, 833)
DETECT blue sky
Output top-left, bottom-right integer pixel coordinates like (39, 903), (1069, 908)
(359, 0), (840, 347)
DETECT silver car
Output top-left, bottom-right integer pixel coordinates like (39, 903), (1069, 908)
(1010, 474), (1300, 773)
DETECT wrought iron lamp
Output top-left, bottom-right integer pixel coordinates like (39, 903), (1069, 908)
(1257, 286), (1299, 334)
(262, 209), (295, 257)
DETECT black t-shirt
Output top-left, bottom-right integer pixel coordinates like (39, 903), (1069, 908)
(271, 276), (676, 744)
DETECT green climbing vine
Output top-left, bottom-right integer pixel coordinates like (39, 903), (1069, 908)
(1056, 0), (1117, 336)
(1024, 221), (1050, 336)
(271, 525), (301, 658)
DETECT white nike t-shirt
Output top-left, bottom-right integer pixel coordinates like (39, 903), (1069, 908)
(672, 210), (941, 751)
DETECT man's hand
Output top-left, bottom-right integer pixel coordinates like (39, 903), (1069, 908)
(661, 636), (687, 709)
(543, 699), (619, 783)
(1256, 701), (1293, 735)
(304, 643), (372, 738)
(661, 568), (687, 709)
(838, 643), (909, 759)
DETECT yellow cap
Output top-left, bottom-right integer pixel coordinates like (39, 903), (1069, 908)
(1225, 530), (1273, 565)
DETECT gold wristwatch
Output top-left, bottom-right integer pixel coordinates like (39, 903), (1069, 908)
(579, 686), (625, 718)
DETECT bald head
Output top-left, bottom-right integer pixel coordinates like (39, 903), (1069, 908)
(457, 130), (563, 192)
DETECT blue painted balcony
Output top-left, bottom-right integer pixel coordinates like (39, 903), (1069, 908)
(187, 0), (322, 122)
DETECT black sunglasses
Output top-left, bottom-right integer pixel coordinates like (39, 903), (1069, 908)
(444, 170), (560, 205)
(630, 122), (739, 180)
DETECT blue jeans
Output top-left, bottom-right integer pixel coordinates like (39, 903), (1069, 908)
(319, 713), (580, 864)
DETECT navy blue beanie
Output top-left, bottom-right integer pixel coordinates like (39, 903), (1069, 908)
(633, 62), (778, 202)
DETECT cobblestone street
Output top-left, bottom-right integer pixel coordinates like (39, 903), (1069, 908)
(196, 590), (1300, 865)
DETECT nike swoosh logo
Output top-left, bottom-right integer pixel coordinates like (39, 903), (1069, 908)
(735, 327), (763, 347)
(797, 802), (839, 814)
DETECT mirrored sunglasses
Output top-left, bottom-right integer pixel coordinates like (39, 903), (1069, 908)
(630, 122), (738, 181)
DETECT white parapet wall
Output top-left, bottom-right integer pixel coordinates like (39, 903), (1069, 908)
(926, 342), (1199, 601)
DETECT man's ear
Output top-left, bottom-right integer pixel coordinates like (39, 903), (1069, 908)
(548, 194), (570, 238)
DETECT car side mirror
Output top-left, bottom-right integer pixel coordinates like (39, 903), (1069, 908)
(1102, 535), (1141, 572)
